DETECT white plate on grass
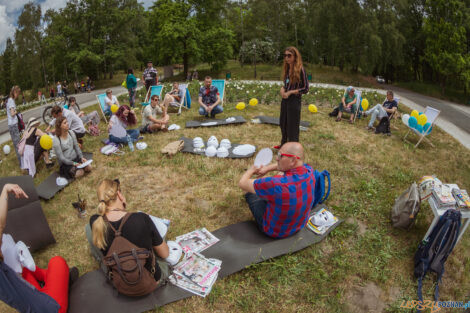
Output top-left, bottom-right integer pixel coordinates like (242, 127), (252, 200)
(254, 148), (273, 167)
(77, 159), (93, 169)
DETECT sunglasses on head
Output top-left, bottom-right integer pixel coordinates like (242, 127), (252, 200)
(277, 151), (300, 159)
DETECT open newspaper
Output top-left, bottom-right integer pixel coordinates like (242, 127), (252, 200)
(175, 227), (219, 253)
(169, 257), (221, 297)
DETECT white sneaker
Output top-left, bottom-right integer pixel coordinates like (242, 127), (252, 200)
(16, 241), (36, 272)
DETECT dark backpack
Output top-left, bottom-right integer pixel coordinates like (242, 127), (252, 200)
(17, 113), (25, 132)
(375, 116), (390, 134)
(414, 209), (461, 308)
(329, 107), (339, 117)
(103, 213), (158, 297)
(391, 183), (420, 229)
(312, 170), (331, 208)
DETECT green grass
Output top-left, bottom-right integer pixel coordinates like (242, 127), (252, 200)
(0, 83), (469, 312)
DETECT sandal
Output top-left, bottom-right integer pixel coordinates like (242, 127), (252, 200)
(335, 117), (341, 122)
(349, 120), (354, 124)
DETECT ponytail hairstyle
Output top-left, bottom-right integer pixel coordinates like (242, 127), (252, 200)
(92, 179), (121, 250)
(282, 46), (303, 85)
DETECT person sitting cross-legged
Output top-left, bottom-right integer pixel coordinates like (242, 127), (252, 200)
(238, 142), (315, 238)
(108, 105), (140, 145)
(141, 95), (169, 133)
(363, 90), (398, 132)
(198, 76), (223, 118)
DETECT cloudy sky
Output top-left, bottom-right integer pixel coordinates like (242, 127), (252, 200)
(0, 0), (154, 52)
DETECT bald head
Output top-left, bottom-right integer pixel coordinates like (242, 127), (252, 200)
(282, 142), (304, 161)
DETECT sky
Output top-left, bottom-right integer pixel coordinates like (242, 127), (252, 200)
(0, 0), (154, 52)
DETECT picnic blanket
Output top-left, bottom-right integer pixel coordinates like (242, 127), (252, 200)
(185, 116), (246, 128)
(253, 115), (311, 127)
(68, 204), (340, 313)
(180, 137), (256, 159)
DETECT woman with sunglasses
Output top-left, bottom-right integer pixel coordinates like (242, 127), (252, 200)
(277, 47), (309, 148)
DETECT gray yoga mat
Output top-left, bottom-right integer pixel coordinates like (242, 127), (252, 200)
(0, 176), (56, 251)
(185, 115), (246, 128)
(36, 152), (93, 200)
(254, 115), (311, 127)
(180, 136), (256, 159)
(68, 204), (340, 313)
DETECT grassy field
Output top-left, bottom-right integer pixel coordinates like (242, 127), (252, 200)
(0, 82), (469, 313)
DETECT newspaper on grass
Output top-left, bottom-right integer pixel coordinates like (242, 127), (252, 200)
(173, 252), (221, 289)
(175, 227), (219, 253)
(169, 258), (221, 297)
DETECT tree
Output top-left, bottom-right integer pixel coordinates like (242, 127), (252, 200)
(2, 38), (14, 94)
(424, 0), (468, 93)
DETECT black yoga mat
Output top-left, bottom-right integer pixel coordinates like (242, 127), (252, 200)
(68, 204), (340, 313)
(36, 152), (93, 200)
(0, 176), (56, 251)
(185, 115), (246, 128)
(180, 136), (256, 159)
(254, 115), (311, 127)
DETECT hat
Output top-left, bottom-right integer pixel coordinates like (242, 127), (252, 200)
(205, 145), (217, 157)
(26, 117), (40, 129)
(207, 135), (219, 148)
(217, 147), (229, 158)
(220, 139), (231, 149)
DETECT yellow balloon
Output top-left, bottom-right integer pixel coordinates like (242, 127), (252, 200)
(308, 104), (318, 113)
(361, 98), (369, 111)
(417, 114), (427, 126)
(110, 104), (119, 113)
(410, 110), (419, 119)
(249, 98), (258, 106)
(40, 134), (53, 150)
(236, 102), (246, 110)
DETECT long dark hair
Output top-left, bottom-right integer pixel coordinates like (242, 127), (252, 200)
(282, 47), (303, 85)
(115, 105), (136, 126)
(55, 116), (68, 137)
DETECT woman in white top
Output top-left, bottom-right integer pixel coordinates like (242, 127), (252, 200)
(6, 86), (22, 165)
(104, 89), (119, 116)
(108, 105), (139, 144)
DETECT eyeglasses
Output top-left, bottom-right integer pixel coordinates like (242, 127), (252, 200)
(284, 53), (293, 58)
(277, 151), (300, 159)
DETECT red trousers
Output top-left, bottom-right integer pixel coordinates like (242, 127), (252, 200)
(22, 256), (70, 313)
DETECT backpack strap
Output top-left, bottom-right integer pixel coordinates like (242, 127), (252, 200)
(104, 212), (132, 236)
(320, 170), (330, 204)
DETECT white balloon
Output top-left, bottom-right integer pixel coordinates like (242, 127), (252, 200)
(402, 114), (410, 126)
(3, 145), (10, 155)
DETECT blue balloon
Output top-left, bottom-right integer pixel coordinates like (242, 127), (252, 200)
(423, 122), (431, 133)
(419, 112), (423, 115)
(408, 116), (418, 128)
(416, 124), (423, 133)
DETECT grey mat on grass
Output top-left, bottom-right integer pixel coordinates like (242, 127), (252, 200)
(254, 115), (311, 127)
(185, 115), (246, 128)
(0, 176), (56, 251)
(180, 136), (256, 159)
(36, 152), (93, 200)
(69, 204), (340, 313)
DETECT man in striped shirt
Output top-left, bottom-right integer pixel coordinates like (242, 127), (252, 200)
(238, 142), (315, 238)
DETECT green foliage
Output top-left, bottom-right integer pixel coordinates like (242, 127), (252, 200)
(239, 39), (278, 64)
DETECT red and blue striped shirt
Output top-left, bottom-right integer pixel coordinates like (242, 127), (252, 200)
(254, 164), (315, 238)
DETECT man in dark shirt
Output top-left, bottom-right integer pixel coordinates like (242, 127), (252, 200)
(363, 90), (398, 130)
(142, 61), (158, 92)
(198, 76), (223, 118)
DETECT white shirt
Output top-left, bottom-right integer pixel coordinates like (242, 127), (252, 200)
(49, 108), (86, 134)
(109, 115), (127, 138)
(104, 95), (118, 110)
(6, 98), (18, 126)
(57, 84), (62, 93)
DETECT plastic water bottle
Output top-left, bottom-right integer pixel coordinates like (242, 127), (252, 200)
(126, 135), (134, 152)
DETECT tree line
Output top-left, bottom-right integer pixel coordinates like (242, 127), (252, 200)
(1, 0), (469, 96)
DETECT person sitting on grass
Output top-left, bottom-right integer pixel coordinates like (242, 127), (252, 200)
(141, 95), (169, 133)
(198, 76), (223, 118)
(336, 86), (357, 123)
(163, 82), (183, 111)
(363, 90), (398, 132)
(53, 116), (92, 180)
(238, 142), (315, 238)
(21, 117), (54, 177)
(108, 105), (140, 145)
(104, 89), (120, 117)
(46, 105), (86, 139)
(0, 183), (78, 313)
(67, 96), (100, 127)
(89, 179), (170, 287)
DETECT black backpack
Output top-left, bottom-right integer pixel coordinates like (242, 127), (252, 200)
(375, 116), (390, 134)
(414, 209), (461, 308)
(329, 107), (339, 117)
